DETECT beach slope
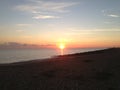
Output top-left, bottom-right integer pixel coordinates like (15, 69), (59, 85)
(0, 48), (120, 90)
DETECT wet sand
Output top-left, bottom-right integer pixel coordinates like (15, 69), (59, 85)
(0, 48), (120, 90)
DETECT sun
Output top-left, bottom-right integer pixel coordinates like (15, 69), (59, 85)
(58, 43), (65, 55)
(59, 43), (65, 50)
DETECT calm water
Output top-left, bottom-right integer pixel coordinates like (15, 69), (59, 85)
(0, 48), (104, 63)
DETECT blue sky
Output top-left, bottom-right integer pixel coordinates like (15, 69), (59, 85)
(0, 0), (120, 48)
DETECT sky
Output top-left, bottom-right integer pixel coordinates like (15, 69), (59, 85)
(0, 0), (120, 48)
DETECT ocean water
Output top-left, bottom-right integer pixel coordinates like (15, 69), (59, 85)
(0, 48), (104, 63)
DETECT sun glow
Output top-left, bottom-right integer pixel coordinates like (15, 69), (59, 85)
(59, 43), (65, 49)
(58, 43), (65, 55)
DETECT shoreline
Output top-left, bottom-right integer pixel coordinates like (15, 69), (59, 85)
(0, 47), (108, 65)
(0, 47), (106, 64)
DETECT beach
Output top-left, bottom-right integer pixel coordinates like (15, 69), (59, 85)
(0, 48), (120, 90)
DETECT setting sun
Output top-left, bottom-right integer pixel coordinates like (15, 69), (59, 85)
(59, 43), (65, 50)
(58, 43), (66, 55)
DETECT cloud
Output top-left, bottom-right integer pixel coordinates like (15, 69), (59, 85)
(15, 5), (37, 13)
(91, 28), (120, 32)
(33, 15), (60, 19)
(16, 0), (78, 13)
(16, 24), (32, 27)
(14, 0), (79, 19)
(102, 9), (120, 18)
(21, 35), (33, 39)
(0, 42), (54, 49)
(16, 30), (24, 32)
(103, 21), (112, 24)
(36, 1), (77, 13)
(107, 14), (119, 18)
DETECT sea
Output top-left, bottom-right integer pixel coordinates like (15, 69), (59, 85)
(0, 48), (105, 64)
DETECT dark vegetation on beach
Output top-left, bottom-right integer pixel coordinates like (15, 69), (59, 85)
(0, 48), (120, 90)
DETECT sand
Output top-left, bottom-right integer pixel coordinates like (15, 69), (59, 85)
(0, 48), (120, 90)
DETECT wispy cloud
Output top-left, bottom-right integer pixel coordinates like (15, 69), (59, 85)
(102, 9), (120, 18)
(22, 35), (33, 39)
(33, 15), (60, 19)
(16, 24), (32, 27)
(16, 30), (24, 32)
(16, 1), (78, 13)
(107, 14), (119, 18)
(14, 0), (79, 19)
(0, 42), (54, 49)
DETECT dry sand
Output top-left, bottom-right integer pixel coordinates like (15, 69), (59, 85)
(0, 48), (120, 90)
